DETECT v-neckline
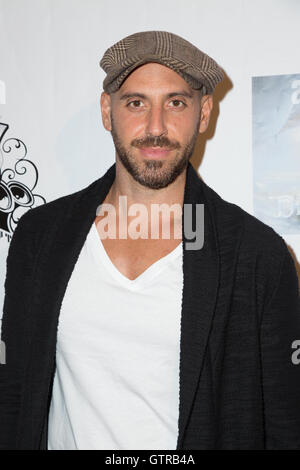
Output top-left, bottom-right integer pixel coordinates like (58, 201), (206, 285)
(90, 221), (182, 290)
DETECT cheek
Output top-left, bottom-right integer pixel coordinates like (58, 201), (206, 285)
(169, 110), (198, 131)
(117, 114), (148, 140)
(170, 119), (194, 141)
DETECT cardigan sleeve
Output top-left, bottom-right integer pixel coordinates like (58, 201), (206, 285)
(0, 209), (37, 450)
(260, 239), (300, 449)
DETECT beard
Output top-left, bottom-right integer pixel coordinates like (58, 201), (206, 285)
(109, 111), (201, 190)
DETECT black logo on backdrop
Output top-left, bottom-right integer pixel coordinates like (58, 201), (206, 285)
(0, 122), (46, 241)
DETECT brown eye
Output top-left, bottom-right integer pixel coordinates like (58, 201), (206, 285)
(170, 100), (185, 108)
(128, 100), (143, 108)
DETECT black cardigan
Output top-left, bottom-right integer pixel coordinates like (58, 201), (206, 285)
(0, 161), (299, 450)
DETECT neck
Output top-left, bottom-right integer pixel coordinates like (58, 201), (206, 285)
(104, 158), (187, 212)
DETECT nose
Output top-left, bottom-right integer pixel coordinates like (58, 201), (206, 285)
(145, 104), (168, 139)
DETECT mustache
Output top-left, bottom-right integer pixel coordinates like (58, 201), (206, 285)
(132, 136), (180, 149)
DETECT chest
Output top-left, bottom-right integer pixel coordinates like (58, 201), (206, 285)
(94, 217), (182, 280)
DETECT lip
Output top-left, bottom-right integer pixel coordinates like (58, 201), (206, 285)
(139, 147), (172, 157)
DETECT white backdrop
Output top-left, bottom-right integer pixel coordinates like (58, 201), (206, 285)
(0, 0), (300, 320)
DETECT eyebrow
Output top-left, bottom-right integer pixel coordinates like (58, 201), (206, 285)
(119, 91), (193, 101)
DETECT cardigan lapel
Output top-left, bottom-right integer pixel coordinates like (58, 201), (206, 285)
(175, 163), (220, 449)
(21, 161), (220, 449)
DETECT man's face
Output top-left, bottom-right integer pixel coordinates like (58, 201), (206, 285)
(101, 62), (212, 190)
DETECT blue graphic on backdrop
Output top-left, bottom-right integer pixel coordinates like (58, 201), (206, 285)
(252, 74), (300, 235)
(0, 122), (46, 241)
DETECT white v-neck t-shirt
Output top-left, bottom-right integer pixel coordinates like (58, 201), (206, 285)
(47, 221), (183, 450)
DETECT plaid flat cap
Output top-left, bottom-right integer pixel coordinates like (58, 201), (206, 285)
(99, 30), (224, 95)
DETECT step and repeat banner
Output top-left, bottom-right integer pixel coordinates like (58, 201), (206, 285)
(0, 0), (300, 327)
(252, 74), (300, 236)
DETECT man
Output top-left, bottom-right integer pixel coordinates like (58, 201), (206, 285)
(0, 30), (299, 450)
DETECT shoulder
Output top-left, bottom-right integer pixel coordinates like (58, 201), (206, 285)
(202, 181), (298, 309)
(8, 178), (99, 257)
(15, 178), (98, 233)
(202, 180), (286, 254)
(201, 180), (290, 286)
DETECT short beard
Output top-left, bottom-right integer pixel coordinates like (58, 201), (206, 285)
(110, 111), (201, 190)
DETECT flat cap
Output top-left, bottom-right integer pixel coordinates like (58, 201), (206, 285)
(99, 30), (224, 95)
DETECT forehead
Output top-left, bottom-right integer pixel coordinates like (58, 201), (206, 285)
(116, 62), (195, 96)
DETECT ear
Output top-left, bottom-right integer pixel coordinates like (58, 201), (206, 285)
(198, 95), (213, 133)
(100, 92), (112, 131)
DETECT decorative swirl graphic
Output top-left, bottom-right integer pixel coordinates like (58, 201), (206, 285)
(2, 137), (27, 160)
(0, 122), (46, 237)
